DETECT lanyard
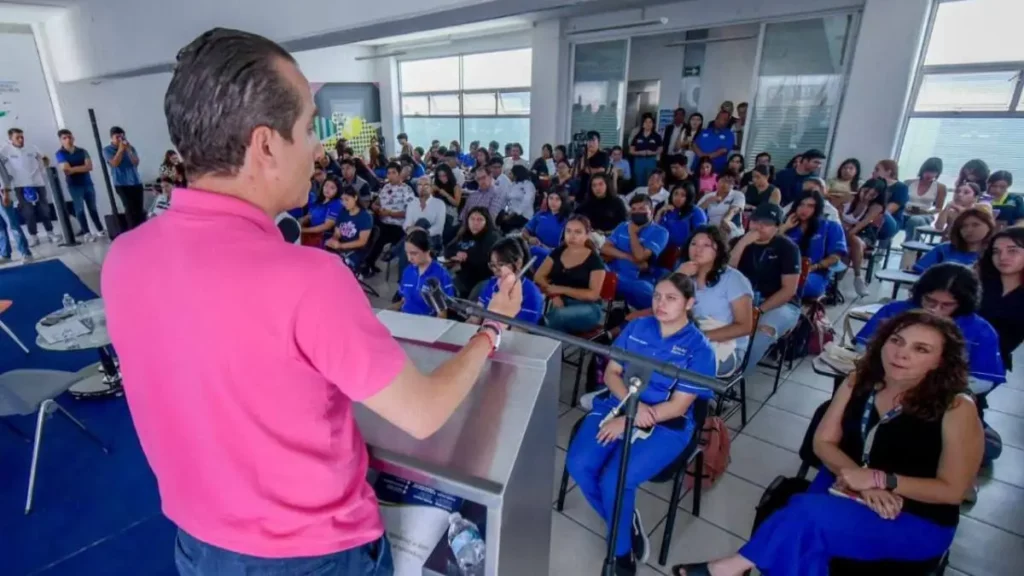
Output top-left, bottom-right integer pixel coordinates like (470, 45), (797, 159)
(860, 389), (901, 465)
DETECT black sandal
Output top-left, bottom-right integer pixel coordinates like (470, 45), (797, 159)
(671, 563), (712, 576)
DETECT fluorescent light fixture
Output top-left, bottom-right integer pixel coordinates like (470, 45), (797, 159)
(664, 35), (758, 47)
(355, 51), (408, 61)
(566, 17), (668, 37)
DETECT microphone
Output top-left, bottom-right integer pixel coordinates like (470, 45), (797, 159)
(275, 212), (301, 244)
(421, 277), (449, 316)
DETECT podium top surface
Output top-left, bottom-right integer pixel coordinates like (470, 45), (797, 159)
(355, 311), (561, 502)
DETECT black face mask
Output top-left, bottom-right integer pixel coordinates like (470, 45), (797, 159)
(630, 212), (651, 226)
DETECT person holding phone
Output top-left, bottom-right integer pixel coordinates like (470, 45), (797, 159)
(103, 126), (145, 230)
(673, 310), (982, 576)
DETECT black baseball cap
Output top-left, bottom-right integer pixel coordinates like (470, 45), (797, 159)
(751, 203), (785, 226)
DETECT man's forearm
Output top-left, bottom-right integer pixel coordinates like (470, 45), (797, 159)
(420, 334), (495, 430)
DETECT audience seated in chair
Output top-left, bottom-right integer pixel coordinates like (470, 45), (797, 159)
(523, 190), (571, 268)
(600, 193), (669, 311)
(729, 203), (802, 378)
(576, 173), (627, 236)
(624, 169), (669, 207)
(841, 177), (897, 296)
(987, 170), (1024, 229)
(978, 228), (1024, 375)
(742, 164), (780, 209)
(900, 158), (947, 248)
(856, 263), (1005, 395)
(366, 161), (415, 275)
(461, 163), (508, 223)
(498, 165), (537, 234)
(431, 163), (463, 242)
(780, 187), (847, 300)
(934, 182), (988, 234)
(912, 207), (994, 274)
(298, 176), (342, 246)
(471, 237), (544, 326)
(656, 182), (707, 253)
(535, 214), (607, 333)
(392, 229), (454, 318)
(675, 226), (754, 376)
(567, 274), (717, 574)
(673, 310), (982, 576)
(698, 172), (745, 238)
(325, 187), (373, 270)
(444, 207), (500, 298)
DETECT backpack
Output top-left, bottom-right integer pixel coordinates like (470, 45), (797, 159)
(806, 299), (836, 356)
(685, 416), (731, 490)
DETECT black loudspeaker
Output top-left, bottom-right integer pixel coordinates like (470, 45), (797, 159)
(275, 213), (301, 244)
(104, 213), (129, 241)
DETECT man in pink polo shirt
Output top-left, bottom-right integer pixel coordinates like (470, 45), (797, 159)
(101, 28), (521, 576)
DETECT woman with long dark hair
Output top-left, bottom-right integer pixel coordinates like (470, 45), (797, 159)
(553, 158), (580, 200)
(828, 158), (861, 197)
(841, 178), (895, 297)
(657, 181), (708, 248)
(535, 215), (607, 333)
(681, 112), (704, 169)
(159, 149), (181, 181)
(935, 182), (985, 232)
(432, 163), (463, 242)
(911, 207), (994, 273)
(575, 173), (626, 235)
(532, 143), (556, 177)
(987, 170), (1024, 228)
(675, 225), (754, 376)
(444, 206), (500, 298)
(473, 237), (545, 325)
(955, 159), (990, 193)
(898, 157), (948, 269)
(569, 273), (717, 573)
(978, 227), (1024, 372)
(781, 188), (848, 299)
(299, 177), (342, 244)
(743, 165), (781, 208)
(725, 153), (745, 179)
(325, 186), (372, 270)
(523, 189), (572, 265)
(674, 310), (982, 576)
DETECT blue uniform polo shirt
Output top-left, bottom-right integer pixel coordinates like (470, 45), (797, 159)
(607, 221), (670, 279)
(308, 198), (342, 227)
(287, 190), (318, 219)
(885, 181), (910, 223)
(692, 126), (735, 173)
(54, 147), (93, 186)
(478, 277), (544, 324)
(660, 207), (708, 248)
(912, 242), (980, 274)
(610, 317), (718, 405)
(630, 131), (663, 154)
(400, 260), (455, 317)
(525, 211), (566, 248)
(856, 299), (1005, 386)
(785, 219), (848, 266)
(102, 144), (142, 186)
(992, 193), (1024, 226)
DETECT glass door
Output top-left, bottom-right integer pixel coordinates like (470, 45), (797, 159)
(569, 39), (630, 153)
(744, 14), (858, 167)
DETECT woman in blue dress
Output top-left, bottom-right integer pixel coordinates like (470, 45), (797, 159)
(567, 273), (717, 572)
(522, 190), (571, 268)
(393, 229), (455, 318)
(299, 177), (342, 245)
(781, 188), (848, 299)
(912, 207), (995, 273)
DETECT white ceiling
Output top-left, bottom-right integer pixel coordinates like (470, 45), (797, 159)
(354, 16), (534, 47)
(0, 2), (68, 24)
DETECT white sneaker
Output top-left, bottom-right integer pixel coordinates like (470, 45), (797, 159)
(20, 254), (34, 263)
(28, 235), (40, 247)
(85, 232), (98, 243)
(854, 276), (869, 297)
(47, 232), (62, 243)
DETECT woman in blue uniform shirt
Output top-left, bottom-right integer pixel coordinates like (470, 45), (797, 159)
(567, 273), (717, 572)
(780, 188), (848, 299)
(911, 207), (994, 274)
(655, 181), (708, 249)
(856, 262), (1005, 393)
(522, 190), (571, 267)
(392, 229), (455, 318)
(299, 177), (342, 244)
(475, 237), (545, 325)
(674, 310), (982, 576)
(325, 187), (373, 270)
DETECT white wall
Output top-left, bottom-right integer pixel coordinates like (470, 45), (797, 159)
(293, 44), (375, 82)
(530, 19), (569, 158)
(830, 0), (932, 171)
(0, 26), (62, 159)
(696, 26), (758, 121)
(627, 34), (684, 111)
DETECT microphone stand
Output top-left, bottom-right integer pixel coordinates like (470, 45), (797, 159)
(430, 290), (724, 575)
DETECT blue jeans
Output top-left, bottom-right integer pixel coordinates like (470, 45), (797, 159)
(567, 399), (693, 557)
(632, 156), (658, 189)
(68, 184), (104, 235)
(0, 202), (31, 258)
(174, 530), (393, 576)
(901, 214), (932, 242)
(740, 470), (954, 576)
(743, 303), (801, 377)
(545, 299), (602, 333)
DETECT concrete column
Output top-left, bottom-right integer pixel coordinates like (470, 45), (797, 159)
(529, 19), (568, 158)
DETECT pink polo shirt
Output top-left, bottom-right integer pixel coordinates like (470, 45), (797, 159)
(101, 188), (406, 558)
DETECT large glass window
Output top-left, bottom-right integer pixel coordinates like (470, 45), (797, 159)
(898, 0), (1024, 189)
(570, 40), (628, 150)
(399, 49), (532, 153)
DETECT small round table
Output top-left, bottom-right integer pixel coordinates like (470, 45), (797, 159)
(35, 299), (123, 399)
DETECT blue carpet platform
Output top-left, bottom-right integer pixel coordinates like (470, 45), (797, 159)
(0, 260), (176, 575)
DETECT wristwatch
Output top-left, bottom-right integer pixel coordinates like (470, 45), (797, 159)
(884, 472), (898, 492)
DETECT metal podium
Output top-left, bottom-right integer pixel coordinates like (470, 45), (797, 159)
(357, 312), (561, 576)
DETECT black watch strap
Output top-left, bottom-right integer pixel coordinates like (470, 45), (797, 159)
(885, 472), (898, 491)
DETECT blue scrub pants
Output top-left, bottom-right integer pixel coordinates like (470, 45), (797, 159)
(617, 276), (656, 310)
(740, 469), (955, 576)
(633, 157), (658, 189)
(545, 299), (602, 333)
(567, 400), (693, 557)
(0, 203), (31, 259)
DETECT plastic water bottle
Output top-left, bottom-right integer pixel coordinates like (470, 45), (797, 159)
(447, 513), (485, 575)
(62, 293), (75, 312)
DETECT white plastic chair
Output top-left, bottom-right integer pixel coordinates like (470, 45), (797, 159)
(0, 368), (110, 514)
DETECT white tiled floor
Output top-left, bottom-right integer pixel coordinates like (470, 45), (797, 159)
(12, 239), (1024, 576)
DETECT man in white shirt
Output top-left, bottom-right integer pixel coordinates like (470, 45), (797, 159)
(396, 177), (447, 273)
(0, 128), (60, 246)
(623, 169), (670, 208)
(502, 143), (529, 175)
(367, 161), (416, 275)
(488, 158), (512, 198)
